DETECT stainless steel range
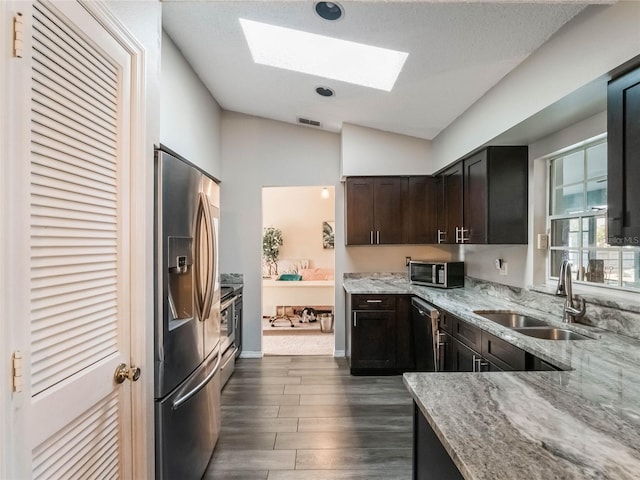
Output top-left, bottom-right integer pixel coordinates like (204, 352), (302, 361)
(220, 285), (242, 387)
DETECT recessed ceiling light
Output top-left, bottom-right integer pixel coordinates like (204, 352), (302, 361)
(314, 2), (343, 21)
(316, 86), (334, 97)
(239, 18), (408, 92)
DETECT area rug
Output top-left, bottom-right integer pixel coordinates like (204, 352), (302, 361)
(263, 331), (334, 356)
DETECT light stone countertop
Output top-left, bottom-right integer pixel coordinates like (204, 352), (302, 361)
(343, 273), (640, 479)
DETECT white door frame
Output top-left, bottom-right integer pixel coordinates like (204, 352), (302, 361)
(0, 1), (153, 477)
(83, 3), (154, 477)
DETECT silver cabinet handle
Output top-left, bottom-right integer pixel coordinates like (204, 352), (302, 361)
(376, 231), (380, 244)
(370, 231), (374, 244)
(366, 299), (383, 303)
(473, 354), (488, 372)
(456, 226), (469, 244)
(437, 230), (445, 244)
(353, 312), (357, 327)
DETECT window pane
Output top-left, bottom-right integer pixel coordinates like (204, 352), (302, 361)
(586, 143), (607, 179)
(586, 179), (607, 211)
(584, 250), (619, 286)
(554, 151), (584, 186)
(551, 218), (580, 248)
(554, 184), (584, 214)
(550, 249), (579, 278)
(582, 216), (607, 248)
(582, 253), (604, 283)
(622, 250), (640, 289)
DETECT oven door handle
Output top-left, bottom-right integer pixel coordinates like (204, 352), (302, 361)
(172, 353), (221, 411)
(221, 295), (237, 312)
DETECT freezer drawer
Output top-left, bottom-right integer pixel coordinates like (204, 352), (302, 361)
(155, 349), (221, 480)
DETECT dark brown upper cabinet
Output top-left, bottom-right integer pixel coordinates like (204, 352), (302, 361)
(406, 176), (440, 244)
(464, 146), (529, 244)
(608, 65), (640, 246)
(439, 162), (464, 244)
(345, 177), (404, 245)
(437, 146), (528, 245)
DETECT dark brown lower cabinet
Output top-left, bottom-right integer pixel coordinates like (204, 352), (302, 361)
(414, 404), (464, 480)
(351, 310), (396, 371)
(451, 338), (486, 372)
(348, 296), (561, 375)
(349, 294), (414, 374)
(482, 331), (526, 371)
(444, 310), (535, 372)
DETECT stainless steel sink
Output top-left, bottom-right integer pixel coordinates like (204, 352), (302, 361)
(512, 327), (592, 340)
(473, 310), (549, 328)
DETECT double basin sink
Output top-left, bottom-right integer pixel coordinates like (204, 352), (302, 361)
(473, 311), (593, 340)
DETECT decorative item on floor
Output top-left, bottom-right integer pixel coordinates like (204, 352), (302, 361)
(319, 313), (334, 333)
(263, 314), (320, 333)
(263, 226), (283, 277)
(269, 305), (296, 328)
(322, 221), (334, 249)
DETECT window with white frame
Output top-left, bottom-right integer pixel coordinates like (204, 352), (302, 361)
(548, 139), (640, 291)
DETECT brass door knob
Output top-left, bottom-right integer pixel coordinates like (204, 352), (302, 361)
(114, 363), (141, 384)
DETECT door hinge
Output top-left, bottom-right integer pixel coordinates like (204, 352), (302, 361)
(12, 351), (23, 393)
(13, 12), (24, 58)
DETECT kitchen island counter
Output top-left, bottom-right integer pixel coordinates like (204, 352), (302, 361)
(344, 273), (640, 479)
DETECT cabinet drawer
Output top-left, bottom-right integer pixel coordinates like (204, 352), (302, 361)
(481, 332), (526, 371)
(351, 295), (396, 310)
(452, 316), (482, 352)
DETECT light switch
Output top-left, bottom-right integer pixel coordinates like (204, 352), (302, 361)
(537, 233), (549, 250)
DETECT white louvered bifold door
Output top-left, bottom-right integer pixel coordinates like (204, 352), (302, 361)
(27, 1), (133, 478)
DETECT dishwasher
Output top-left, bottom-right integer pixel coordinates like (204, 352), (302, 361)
(411, 297), (441, 372)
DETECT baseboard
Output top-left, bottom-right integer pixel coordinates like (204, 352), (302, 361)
(333, 350), (346, 357)
(239, 350), (263, 359)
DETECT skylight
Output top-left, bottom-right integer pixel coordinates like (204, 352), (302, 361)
(239, 18), (408, 92)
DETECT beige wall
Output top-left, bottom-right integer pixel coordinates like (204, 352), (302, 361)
(341, 124), (433, 177)
(220, 112), (342, 356)
(431, 2), (640, 171)
(344, 244), (458, 274)
(160, 31), (222, 177)
(262, 186), (335, 270)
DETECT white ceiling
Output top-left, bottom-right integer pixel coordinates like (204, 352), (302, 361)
(162, 1), (596, 141)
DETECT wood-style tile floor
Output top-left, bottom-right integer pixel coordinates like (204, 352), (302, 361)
(203, 356), (413, 480)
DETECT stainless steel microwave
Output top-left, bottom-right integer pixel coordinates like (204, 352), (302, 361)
(409, 261), (464, 288)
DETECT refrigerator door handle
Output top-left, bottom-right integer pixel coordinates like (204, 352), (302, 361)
(194, 196), (206, 320)
(201, 192), (215, 320)
(195, 193), (215, 321)
(172, 353), (221, 411)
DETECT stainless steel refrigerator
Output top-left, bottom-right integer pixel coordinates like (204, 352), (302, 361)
(154, 146), (221, 480)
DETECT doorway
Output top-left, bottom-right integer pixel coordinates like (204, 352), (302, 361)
(261, 186), (335, 355)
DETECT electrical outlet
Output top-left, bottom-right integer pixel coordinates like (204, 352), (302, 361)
(499, 261), (508, 276)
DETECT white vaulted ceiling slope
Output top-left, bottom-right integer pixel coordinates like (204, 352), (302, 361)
(162, 1), (591, 140)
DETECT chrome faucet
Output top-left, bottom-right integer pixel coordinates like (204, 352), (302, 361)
(555, 259), (586, 323)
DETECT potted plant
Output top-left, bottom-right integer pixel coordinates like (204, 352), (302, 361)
(262, 226), (283, 277)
